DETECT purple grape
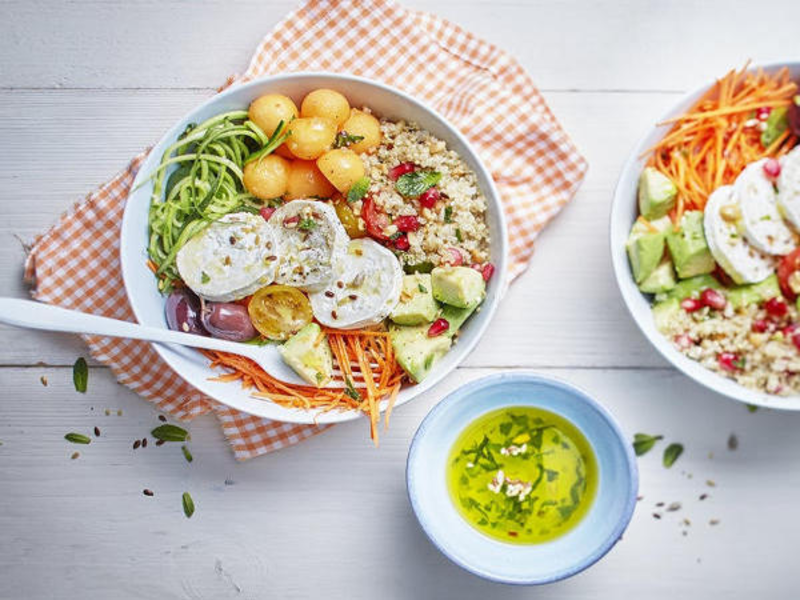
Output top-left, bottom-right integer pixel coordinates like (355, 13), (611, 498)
(165, 289), (208, 336)
(201, 302), (256, 341)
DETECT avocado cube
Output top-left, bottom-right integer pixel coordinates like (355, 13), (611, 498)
(390, 274), (438, 325)
(652, 297), (681, 333)
(431, 266), (485, 309)
(440, 303), (478, 337)
(727, 274), (781, 309)
(390, 324), (452, 383)
(638, 167), (677, 220)
(666, 211), (715, 279)
(278, 323), (333, 387)
(627, 216), (671, 283)
(639, 258), (677, 294)
(661, 274), (722, 302)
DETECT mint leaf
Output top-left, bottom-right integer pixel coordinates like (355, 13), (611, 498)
(201, 272), (210, 284)
(444, 206), (453, 223)
(151, 424), (190, 442)
(663, 443), (684, 468)
(395, 170), (441, 197)
(73, 357), (88, 393)
(334, 131), (365, 149)
(298, 218), (318, 231)
(632, 433), (663, 456)
(347, 177), (370, 203)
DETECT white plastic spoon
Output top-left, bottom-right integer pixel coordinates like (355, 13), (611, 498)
(0, 298), (309, 386)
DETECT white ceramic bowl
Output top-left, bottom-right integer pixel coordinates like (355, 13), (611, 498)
(611, 62), (800, 411)
(121, 72), (508, 424)
(406, 373), (638, 585)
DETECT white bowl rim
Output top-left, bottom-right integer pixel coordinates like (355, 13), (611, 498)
(405, 371), (639, 585)
(610, 60), (800, 411)
(120, 71), (509, 424)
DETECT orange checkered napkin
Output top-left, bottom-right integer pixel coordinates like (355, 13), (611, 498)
(24, 0), (587, 460)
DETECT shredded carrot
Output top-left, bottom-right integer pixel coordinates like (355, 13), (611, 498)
(201, 328), (407, 445)
(644, 65), (798, 211)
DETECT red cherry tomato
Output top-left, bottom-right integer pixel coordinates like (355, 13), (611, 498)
(777, 248), (800, 300)
(361, 196), (390, 241)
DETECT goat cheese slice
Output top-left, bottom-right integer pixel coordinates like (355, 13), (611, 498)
(777, 146), (800, 230)
(309, 238), (403, 329)
(735, 159), (795, 255)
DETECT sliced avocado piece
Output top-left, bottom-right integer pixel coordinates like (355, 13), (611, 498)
(652, 297), (681, 333)
(431, 266), (485, 309)
(659, 274), (722, 302)
(390, 274), (438, 325)
(627, 216), (671, 283)
(440, 303), (479, 337)
(390, 323), (452, 383)
(666, 211), (716, 279)
(638, 167), (677, 220)
(639, 258), (677, 294)
(727, 274), (781, 309)
(278, 323), (333, 387)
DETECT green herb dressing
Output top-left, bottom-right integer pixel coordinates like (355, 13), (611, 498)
(446, 406), (598, 544)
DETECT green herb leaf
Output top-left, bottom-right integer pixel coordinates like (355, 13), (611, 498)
(344, 377), (361, 401)
(632, 433), (663, 456)
(181, 445), (193, 463)
(64, 432), (91, 445)
(395, 170), (441, 198)
(201, 272), (210, 284)
(151, 424), (190, 442)
(347, 177), (370, 203)
(455, 228), (463, 242)
(444, 206), (453, 223)
(403, 261), (434, 274)
(298, 218), (318, 231)
(418, 283), (428, 293)
(182, 491), (195, 518)
(334, 131), (365, 149)
(663, 443), (684, 468)
(73, 357), (88, 393)
(746, 404), (759, 413)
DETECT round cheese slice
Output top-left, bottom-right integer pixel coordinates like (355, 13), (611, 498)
(735, 158), (795, 255)
(309, 238), (403, 329)
(176, 211), (278, 302)
(704, 185), (774, 284)
(270, 200), (348, 292)
(777, 146), (800, 230)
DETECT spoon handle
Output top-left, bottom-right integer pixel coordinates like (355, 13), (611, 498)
(0, 298), (252, 356)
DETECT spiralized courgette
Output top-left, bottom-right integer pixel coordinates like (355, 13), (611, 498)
(144, 110), (287, 292)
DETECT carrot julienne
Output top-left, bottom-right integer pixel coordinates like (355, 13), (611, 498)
(645, 64), (798, 214)
(202, 328), (405, 446)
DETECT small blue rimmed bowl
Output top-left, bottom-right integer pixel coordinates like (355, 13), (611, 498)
(406, 372), (638, 585)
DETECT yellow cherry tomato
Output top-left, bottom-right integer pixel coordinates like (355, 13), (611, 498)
(334, 199), (366, 238)
(247, 285), (313, 341)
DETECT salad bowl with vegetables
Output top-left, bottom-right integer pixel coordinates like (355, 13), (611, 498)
(611, 62), (800, 410)
(121, 73), (507, 433)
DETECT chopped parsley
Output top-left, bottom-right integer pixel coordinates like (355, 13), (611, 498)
(201, 272), (211, 284)
(444, 206), (453, 223)
(456, 228), (463, 242)
(418, 283), (428, 293)
(298, 218), (318, 231)
(334, 131), (365, 149)
(347, 177), (370, 203)
(344, 377), (361, 401)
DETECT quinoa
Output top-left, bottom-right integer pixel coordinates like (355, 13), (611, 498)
(358, 118), (490, 268)
(658, 301), (800, 395)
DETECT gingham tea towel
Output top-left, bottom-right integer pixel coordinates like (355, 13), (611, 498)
(24, 0), (587, 460)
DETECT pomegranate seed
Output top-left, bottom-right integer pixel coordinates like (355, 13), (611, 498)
(700, 288), (727, 311)
(783, 323), (798, 337)
(481, 263), (495, 282)
(765, 297), (788, 318)
(718, 352), (742, 372)
(394, 234), (410, 251)
(444, 247), (463, 266)
(427, 318), (450, 337)
(470, 262), (481, 271)
(752, 319), (770, 333)
(389, 162), (416, 180)
(763, 158), (781, 179)
(792, 333), (800, 352)
(756, 106), (772, 121)
(418, 187), (440, 208)
(260, 206), (276, 221)
(681, 298), (703, 313)
(394, 215), (420, 232)
(674, 333), (693, 349)
(283, 215), (300, 227)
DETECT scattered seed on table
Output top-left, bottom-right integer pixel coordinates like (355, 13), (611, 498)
(105, 409), (111, 416)
(682, 530), (688, 537)
(117, 409), (123, 416)
(94, 426), (100, 437)
(727, 434), (738, 451)
(133, 440), (141, 450)
(141, 438), (148, 448)
(70, 452), (80, 460)
(699, 493), (709, 501)
(653, 513), (662, 520)
(667, 502), (682, 512)
(155, 439), (165, 447)
(158, 415), (167, 422)
(40, 376), (48, 387)
(143, 489), (154, 497)
(655, 502), (665, 507)
(636, 495), (644, 502)
(683, 518), (691, 526)
(706, 480), (716, 487)
(709, 519), (720, 526)
(708, 451), (714, 459)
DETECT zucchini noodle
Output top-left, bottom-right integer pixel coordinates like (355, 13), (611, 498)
(144, 110), (288, 292)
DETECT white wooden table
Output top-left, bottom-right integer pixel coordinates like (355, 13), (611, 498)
(2, 1), (799, 597)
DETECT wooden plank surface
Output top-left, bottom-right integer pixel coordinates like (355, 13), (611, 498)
(1, 0), (799, 598)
